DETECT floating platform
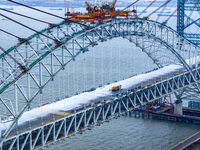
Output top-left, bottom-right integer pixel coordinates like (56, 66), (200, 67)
(133, 105), (200, 124)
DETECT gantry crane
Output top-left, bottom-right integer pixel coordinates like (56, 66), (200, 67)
(66, 0), (137, 22)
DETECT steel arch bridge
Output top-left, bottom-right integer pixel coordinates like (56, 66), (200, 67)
(1, 18), (200, 147)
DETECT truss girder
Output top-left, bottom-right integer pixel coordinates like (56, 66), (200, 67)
(184, 14), (200, 29)
(178, 0), (200, 45)
(2, 65), (200, 149)
(0, 18), (200, 141)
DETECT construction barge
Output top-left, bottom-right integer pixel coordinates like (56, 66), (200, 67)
(133, 100), (200, 149)
(133, 100), (200, 125)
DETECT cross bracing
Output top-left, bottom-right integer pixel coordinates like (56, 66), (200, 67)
(177, 0), (200, 45)
(2, 64), (200, 149)
(0, 18), (200, 146)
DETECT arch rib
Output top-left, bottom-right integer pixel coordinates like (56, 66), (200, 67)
(150, 34), (200, 92)
(1, 18), (200, 141)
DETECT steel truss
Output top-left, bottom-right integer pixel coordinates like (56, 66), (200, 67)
(2, 64), (200, 149)
(0, 18), (200, 144)
(177, 0), (200, 45)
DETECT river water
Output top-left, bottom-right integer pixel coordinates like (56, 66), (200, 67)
(0, 4), (200, 150)
(44, 117), (200, 150)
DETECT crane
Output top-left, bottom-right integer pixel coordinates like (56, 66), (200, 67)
(66, 0), (136, 22)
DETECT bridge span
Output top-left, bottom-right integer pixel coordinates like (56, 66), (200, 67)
(1, 55), (200, 149)
(0, 17), (200, 149)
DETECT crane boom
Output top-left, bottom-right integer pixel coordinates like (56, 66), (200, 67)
(110, 0), (117, 8)
(85, 0), (92, 9)
(67, 0), (135, 22)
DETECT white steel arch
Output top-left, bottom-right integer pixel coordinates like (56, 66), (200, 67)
(0, 18), (200, 141)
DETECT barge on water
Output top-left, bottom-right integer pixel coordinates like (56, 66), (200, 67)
(133, 101), (200, 125)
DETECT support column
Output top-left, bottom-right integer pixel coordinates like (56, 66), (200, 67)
(14, 83), (19, 134)
(42, 128), (44, 147)
(174, 100), (183, 115)
(29, 132), (33, 150)
(118, 100), (121, 116)
(102, 106), (105, 121)
(84, 110), (86, 129)
(93, 109), (96, 125)
(17, 137), (19, 150)
(177, 0), (185, 36)
(74, 113), (77, 133)
(126, 95), (129, 116)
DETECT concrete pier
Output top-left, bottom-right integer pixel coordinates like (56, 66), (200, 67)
(174, 100), (183, 115)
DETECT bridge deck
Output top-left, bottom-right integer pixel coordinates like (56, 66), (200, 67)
(0, 63), (181, 132)
(2, 73), (173, 138)
(2, 60), (200, 149)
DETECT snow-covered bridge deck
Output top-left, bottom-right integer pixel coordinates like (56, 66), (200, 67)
(1, 59), (200, 149)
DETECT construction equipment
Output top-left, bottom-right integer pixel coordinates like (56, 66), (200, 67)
(66, 0), (137, 22)
(111, 85), (122, 91)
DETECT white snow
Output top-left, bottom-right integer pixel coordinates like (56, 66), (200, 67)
(0, 56), (199, 132)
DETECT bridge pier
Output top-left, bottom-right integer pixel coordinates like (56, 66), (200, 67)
(134, 111), (140, 118)
(141, 112), (144, 118)
(129, 111), (132, 117)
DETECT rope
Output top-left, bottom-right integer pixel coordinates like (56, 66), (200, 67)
(7, 0), (91, 29)
(156, 4), (167, 22)
(0, 28), (20, 39)
(147, 0), (172, 18)
(0, 13), (56, 41)
(164, 9), (177, 24)
(138, 0), (157, 17)
(122, 0), (139, 11)
(0, 8), (53, 25)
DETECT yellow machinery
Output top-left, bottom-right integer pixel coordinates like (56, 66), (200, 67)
(111, 85), (122, 91)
